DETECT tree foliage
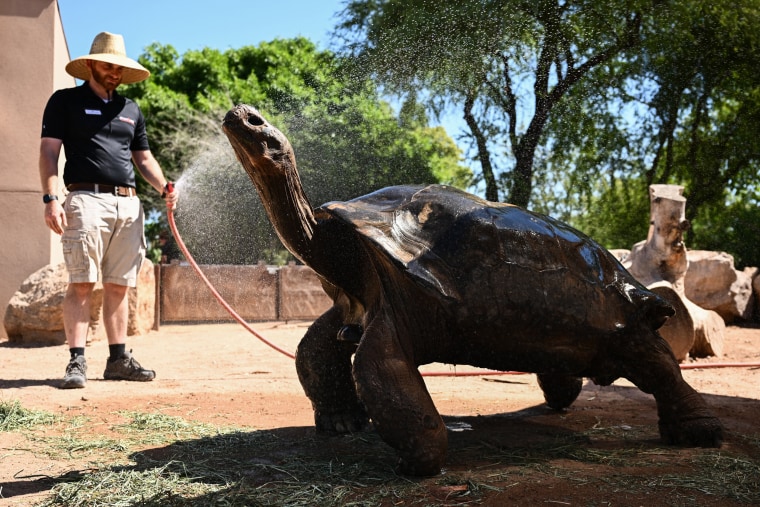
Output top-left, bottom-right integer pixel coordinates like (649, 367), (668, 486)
(121, 38), (470, 264)
(336, 0), (760, 267)
(543, 0), (760, 265)
(336, 0), (652, 206)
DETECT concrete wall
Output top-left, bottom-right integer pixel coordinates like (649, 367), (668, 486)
(160, 262), (332, 323)
(0, 0), (72, 339)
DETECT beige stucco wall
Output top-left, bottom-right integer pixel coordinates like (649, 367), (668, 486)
(0, 0), (72, 339)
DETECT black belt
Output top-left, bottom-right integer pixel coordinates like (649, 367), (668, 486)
(67, 183), (137, 197)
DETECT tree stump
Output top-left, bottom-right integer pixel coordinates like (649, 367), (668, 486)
(624, 184), (725, 360)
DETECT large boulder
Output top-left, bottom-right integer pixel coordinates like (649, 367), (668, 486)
(684, 297), (726, 358)
(684, 250), (755, 323)
(4, 260), (156, 345)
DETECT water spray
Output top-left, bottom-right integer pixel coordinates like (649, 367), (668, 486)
(166, 182), (295, 360)
(164, 184), (760, 375)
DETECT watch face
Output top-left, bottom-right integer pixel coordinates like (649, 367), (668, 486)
(43, 194), (58, 203)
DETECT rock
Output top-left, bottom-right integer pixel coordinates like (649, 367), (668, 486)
(3, 263), (68, 344)
(684, 251), (754, 322)
(744, 267), (759, 322)
(686, 298), (726, 357)
(4, 261), (156, 345)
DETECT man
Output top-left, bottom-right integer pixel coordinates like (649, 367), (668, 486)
(39, 32), (179, 389)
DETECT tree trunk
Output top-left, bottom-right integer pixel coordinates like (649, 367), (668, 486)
(463, 92), (499, 202)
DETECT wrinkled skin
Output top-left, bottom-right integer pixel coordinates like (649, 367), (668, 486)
(222, 104), (723, 476)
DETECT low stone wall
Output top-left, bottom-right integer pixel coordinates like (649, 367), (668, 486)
(12, 252), (755, 346)
(159, 262), (332, 323)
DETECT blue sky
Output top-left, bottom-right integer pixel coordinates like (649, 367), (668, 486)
(57, 0), (347, 62)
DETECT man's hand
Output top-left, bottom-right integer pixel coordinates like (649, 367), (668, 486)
(44, 200), (66, 235)
(163, 182), (179, 210)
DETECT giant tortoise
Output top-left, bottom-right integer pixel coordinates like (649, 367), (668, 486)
(222, 104), (722, 476)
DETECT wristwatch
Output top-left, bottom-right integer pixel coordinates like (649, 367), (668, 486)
(43, 194), (58, 203)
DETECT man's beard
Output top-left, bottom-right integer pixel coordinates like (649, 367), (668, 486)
(91, 66), (122, 94)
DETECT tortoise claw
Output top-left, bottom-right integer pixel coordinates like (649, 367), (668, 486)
(314, 409), (370, 434)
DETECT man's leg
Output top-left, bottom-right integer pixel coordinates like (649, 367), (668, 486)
(102, 282), (128, 346)
(60, 282), (94, 389)
(102, 282), (155, 381)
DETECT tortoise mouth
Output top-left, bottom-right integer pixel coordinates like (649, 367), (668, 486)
(223, 104), (265, 129)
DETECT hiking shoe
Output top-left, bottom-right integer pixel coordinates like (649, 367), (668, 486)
(61, 356), (87, 389)
(103, 350), (156, 382)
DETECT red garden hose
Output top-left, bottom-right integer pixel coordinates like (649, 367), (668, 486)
(164, 191), (760, 375)
(166, 185), (294, 360)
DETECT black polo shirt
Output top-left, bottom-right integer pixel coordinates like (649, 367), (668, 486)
(41, 83), (150, 188)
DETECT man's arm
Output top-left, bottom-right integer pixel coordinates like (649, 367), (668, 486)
(132, 149), (178, 209)
(40, 137), (66, 234)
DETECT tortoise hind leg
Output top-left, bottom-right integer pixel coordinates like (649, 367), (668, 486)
(537, 374), (583, 410)
(296, 306), (368, 433)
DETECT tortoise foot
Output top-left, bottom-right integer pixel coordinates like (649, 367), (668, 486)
(537, 374), (583, 410)
(659, 415), (723, 448)
(656, 389), (723, 448)
(314, 409), (370, 434)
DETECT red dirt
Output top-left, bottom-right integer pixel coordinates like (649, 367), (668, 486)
(1, 321), (759, 505)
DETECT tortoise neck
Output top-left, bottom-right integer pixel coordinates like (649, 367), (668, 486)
(250, 157), (317, 264)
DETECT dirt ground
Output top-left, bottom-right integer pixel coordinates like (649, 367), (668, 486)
(1, 321), (759, 506)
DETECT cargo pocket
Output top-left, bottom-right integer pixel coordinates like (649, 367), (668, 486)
(61, 230), (91, 279)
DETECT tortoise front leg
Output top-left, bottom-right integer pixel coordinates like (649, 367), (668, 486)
(296, 306), (368, 433)
(353, 312), (447, 476)
(619, 331), (723, 447)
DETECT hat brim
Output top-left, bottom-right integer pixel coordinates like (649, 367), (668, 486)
(65, 53), (150, 84)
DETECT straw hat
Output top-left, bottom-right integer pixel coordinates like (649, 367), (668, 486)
(65, 32), (150, 84)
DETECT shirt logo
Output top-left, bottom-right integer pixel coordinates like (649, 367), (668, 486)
(85, 109), (101, 115)
(118, 116), (135, 126)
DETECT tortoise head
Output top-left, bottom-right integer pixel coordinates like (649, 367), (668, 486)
(222, 104), (317, 264)
(222, 104), (294, 178)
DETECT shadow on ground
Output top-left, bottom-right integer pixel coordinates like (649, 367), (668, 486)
(6, 386), (759, 506)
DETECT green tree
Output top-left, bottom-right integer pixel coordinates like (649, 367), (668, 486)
(335, 0), (760, 269)
(542, 0), (760, 266)
(336, 0), (653, 206)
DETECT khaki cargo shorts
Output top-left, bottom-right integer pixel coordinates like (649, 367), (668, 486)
(61, 191), (146, 287)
